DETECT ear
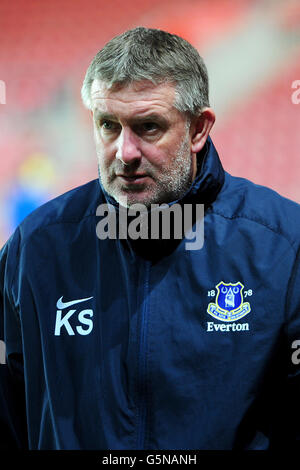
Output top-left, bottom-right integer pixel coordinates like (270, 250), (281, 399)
(190, 108), (215, 154)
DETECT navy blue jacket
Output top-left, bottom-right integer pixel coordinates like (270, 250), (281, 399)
(1, 137), (300, 450)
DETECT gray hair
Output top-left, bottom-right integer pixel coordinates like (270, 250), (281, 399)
(81, 27), (210, 117)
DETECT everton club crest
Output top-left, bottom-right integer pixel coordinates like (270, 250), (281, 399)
(207, 282), (251, 322)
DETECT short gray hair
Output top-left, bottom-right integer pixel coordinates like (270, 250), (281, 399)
(81, 27), (210, 116)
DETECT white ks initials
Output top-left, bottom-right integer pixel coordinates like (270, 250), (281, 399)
(54, 296), (94, 336)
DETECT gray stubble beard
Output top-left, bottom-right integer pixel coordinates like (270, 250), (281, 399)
(97, 126), (194, 208)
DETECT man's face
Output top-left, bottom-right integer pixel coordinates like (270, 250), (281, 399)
(90, 79), (197, 207)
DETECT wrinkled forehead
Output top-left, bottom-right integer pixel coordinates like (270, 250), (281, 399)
(90, 79), (177, 105)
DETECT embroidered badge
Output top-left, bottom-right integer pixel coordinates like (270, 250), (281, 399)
(207, 282), (251, 322)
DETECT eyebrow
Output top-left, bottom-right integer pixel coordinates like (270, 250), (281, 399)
(93, 110), (169, 127)
(93, 111), (116, 122)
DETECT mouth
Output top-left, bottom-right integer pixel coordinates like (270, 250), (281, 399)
(117, 174), (149, 184)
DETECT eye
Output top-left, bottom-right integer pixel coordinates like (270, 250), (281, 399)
(100, 120), (119, 132)
(142, 122), (159, 132)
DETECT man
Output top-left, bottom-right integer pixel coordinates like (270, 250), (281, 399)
(1, 27), (300, 450)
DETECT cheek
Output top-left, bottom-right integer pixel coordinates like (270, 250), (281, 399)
(140, 142), (170, 168)
(93, 127), (107, 151)
(145, 130), (189, 166)
(95, 140), (114, 165)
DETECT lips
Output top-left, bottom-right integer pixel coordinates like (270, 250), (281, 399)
(117, 174), (149, 184)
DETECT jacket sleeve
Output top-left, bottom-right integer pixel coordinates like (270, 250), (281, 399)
(0, 231), (28, 449)
(284, 244), (300, 448)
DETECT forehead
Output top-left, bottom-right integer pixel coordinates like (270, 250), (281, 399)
(90, 79), (178, 118)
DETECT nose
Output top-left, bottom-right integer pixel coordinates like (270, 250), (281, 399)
(116, 127), (141, 165)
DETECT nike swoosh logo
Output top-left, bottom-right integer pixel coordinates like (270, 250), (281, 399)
(56, 296), (94, 310)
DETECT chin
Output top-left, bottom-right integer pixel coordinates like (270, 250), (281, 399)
(112, 191), (155, 209)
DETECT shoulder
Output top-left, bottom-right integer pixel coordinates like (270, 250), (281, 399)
(22, 178), (100, 235)
(2, 179), (101, 253)
(0, 179), (102, 293)
(213, 172), (300, 250)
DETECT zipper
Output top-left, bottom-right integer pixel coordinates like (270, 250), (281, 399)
(136, 260), (151, 449)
